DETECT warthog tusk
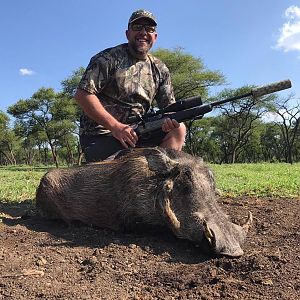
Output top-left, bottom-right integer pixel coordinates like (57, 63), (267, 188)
(203, 219), (214, 244)
(242, 211), (253, 232)
(160, 179), (180, 232)
(164, 198), (181, 231)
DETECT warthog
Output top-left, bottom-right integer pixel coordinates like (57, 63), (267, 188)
(36, 147), (252, 257)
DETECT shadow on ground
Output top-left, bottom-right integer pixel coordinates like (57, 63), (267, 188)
(0, 198), (211, 265)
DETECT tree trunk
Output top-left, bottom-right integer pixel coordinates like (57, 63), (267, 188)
(0, 150), (14, 165)
(49, 142), (59, 168)
(66, 139), (74, 165)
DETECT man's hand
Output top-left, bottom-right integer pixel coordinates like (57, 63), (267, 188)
(161, 118), (180, 133)
(75, 89), (139, 149)
(110, 122), (138, 149)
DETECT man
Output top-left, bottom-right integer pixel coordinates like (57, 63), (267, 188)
(75, 9), (186, 162)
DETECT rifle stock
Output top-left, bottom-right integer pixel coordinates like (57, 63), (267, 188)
(135, 105), (212, 135)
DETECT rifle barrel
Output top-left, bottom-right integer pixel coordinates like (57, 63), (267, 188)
(207, 79), (292, 109)
(251, 79), (292, 97)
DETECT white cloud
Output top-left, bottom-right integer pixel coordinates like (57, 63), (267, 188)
(261, 111), (281, 123)
(275, 5), (300, 52)
(19, 68), (36, 76)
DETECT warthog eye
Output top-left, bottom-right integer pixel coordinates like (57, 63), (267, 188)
(176, 168), (193, 193)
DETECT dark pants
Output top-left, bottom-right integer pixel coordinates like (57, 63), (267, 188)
(80, 130), (166, 162)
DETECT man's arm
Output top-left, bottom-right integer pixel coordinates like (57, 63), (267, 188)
(74, 89), (138, 148)
(153, 63), (181, 133)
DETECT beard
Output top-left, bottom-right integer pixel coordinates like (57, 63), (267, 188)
(129, 40), (152, 57)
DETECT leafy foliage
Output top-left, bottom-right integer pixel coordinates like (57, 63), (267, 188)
(152, 48), (225, 99)
(7, 88), (77, 167)
(61, 67), (85, 97)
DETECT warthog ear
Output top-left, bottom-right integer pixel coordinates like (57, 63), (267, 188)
(158, 179), (181, 234)
(146, 148), (179, 175)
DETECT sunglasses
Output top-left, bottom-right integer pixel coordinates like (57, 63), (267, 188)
(131, 24), (156, 33)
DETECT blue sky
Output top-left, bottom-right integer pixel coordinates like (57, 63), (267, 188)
(1, 0), (299, 113)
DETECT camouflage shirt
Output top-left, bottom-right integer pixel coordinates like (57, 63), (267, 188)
(77, 43), (175, 136)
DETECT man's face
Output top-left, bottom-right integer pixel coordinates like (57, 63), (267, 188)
(126, 18), (158, 58)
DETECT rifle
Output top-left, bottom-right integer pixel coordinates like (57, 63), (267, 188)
(127, 79), (292, 136)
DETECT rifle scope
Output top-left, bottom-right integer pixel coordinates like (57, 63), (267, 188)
(127, 95), (202, 123)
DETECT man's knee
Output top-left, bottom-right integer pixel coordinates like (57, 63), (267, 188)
(160, 123), (186, 150)
(172, 123), (186, 142)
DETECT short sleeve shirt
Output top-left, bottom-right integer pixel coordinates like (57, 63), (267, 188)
(77, 43), (175, 135)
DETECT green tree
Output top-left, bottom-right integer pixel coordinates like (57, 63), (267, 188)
(61, 67), (85, 97)
(8, 88), (77, 167)
(14, 119), (50, 164)
(212, 86), (276, 163)
(0, 111), (19, 165)
(260, 123), (284, 162)
(152, 48), (225, 100)
(184, 117), (221, 162)
(60, 67), (86, 164)
(238, 120), (264, 163)
(273, 95), (300, 163)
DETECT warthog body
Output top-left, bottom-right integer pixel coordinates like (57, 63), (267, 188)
(36, 147), (252, 257)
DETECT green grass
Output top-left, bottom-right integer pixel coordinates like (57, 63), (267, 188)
(0, 166), (52, 203)
(0, 163), (299, 204)
(210, 162), (300, 198)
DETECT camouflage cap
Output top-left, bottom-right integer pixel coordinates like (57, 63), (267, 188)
(128, 9), (157, 26)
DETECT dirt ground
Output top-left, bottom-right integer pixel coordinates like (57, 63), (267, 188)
(0, 196), (299, 300)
